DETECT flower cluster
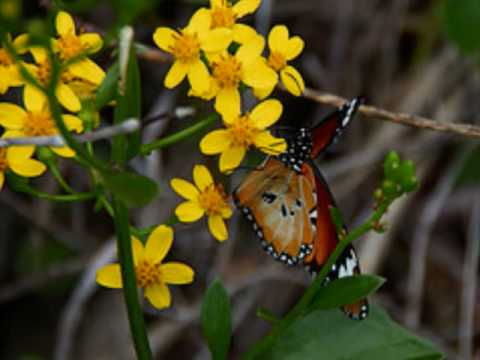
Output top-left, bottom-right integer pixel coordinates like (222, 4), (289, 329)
(0, 11), (105, 190)
(154, 0), (305, 242)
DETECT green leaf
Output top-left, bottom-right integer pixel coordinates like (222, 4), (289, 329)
(308, 275), (385, 312)
(443, 0), (480, 55)
(329, 206), (345, 234)
(102, 171), (158, 208)
(201, 279), (232, 360)
(95, 61), (119, 110)
(265, 305), (444, 360)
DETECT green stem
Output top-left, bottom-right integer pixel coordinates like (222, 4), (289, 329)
(21, 187), (97, 202)
(47, 160), (75, 193)
(140, 114), (218, 155)
(242, 201), (391, 359)
(112, 197), (153, 360)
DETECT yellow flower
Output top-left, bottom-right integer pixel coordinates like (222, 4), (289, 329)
(153, 8), (232, 94)
(200, 99), (286, 172)
(206, 0), (261, 44)
(0, 91), (83, 158)
(0, 34), (29, 94)
(171, 165), (233, 241)
(53, 11), (105, 88)
(204, 35), (277, 119)
(0, 146), (46, 190)
(96, 225), (194, 310)
(257, 25), (305, 98)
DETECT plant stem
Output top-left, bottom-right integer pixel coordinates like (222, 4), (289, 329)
(23, 188), (97, 202)
(113, 197), (153, 360)
(140, 114), (218, 155)
(242, 201), (391, 359)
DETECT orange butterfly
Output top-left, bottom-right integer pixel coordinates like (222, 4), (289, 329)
(233, 97), (368, 320)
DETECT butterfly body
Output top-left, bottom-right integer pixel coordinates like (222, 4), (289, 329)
(234, 97), (369, 320)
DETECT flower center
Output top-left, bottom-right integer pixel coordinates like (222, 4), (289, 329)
(228, 115), (258, 147)
(198, 184), (228, 215)
(0, 149), (8, 172)
(268, 51), (287, 72)
(0, 48), (13, 66)
(56, 34), (85, 61)
(36, 60), (52, 86)
(24, 111), (58, 137)
(170, 32), (201, 63)
(136, 260), (162, 288)
(211, 6), (236, 28)
(212, 55), (242, 89)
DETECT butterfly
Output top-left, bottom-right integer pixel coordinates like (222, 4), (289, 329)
(233, 97), (368, 320)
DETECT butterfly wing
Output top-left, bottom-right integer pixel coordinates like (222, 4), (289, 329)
(310, 97), (363, 159)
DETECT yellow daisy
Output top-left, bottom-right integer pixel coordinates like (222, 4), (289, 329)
(207, 0), (261, 44)
(153, 8), (232, 94)
(258, 25), (305, 98)
(0, 34), (28, 94)
(204, 35), (278, 119)
(200, 99), (286, 172)
(0, 91), (83, 158)
(171, 165), (233, 241)
(0, 146), (46, 190)
(96, 225), (194, 310)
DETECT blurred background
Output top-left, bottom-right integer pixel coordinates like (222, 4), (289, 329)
(1, 0), (479, 359)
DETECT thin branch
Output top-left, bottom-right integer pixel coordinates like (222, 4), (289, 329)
(302, 88), (480, 139)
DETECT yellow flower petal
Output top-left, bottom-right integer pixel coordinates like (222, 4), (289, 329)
(30, 47), (48, 63)
(131, 236), (145, 265)
(219, 145), (246, 172)
(79, 33), (103, 54)
(153, 27), (177, 53)
(210, 0), (222, 7)
(221, 205), (233, 219)
(208, 214), (228, 241)
(243, 59), (278, 90)
(280, 66), (305, 96)
(268, 25), (289, 53)
(215, 87), (240, 120)
(9, 157), (46, 177)
(164, 60), (188, 89)
(13, 34), (30, 54)
(250, 99), (283, 129)
(235, 35), (264, 67)
(0, 172), (4, 190)
(284, 36), (304, 60)
(170, 178), (200, 200)
(145, 225), (174, 264)
(96, 264), (123, 288)
(232, 0), (261, 17)
(232, 23), (257, 44)
(0, 103), (26, 129)
(200, 129), (231, 155)
(56, 83), (81, 112)
(56, 11), (76, 36)
(6, 146), (34, 160)
(187, 59), (210, 94)
(62, 115), (83, 133)
(51, 146), (75, 158)
(252, 84), (275, 100)
(24, 84), (48, 112)
(160, 262), (194, 284)
(193, 164), (214, 191)
(254, 131), (287, 155)
(200, 28), (232, 53)
(68, 58), (105, 85)
(186, 8), (211, 34)
(144, 283), (171, 309)
(175, 201), (205, 222)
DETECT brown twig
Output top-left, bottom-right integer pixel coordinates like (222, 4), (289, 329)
(302, 88), (480, 139)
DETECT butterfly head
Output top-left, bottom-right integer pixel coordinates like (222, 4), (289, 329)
(277, 127), (313, 173)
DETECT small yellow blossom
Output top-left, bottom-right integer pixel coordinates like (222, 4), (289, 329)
(153, 8), (232, 94)
(171, 165), (233, 241)
(198, 35), (277, 119)
(0, 146), (46, 190)
(257, 25), (305, 98)
(0, 91), (83, 158)
(206, 0), (260, 44)
(200, 99), (286, 172)
(96, 225), (194, 310)
(0, 34), (29, 94)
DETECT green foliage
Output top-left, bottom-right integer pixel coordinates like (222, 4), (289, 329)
(102, 171), (158, 208)
(380, 151), (418, 202)
(264, 306), (444, 360)
(456, 145), (480, 184)
(96, 61), (119, 110)
(202, 279), (232, 360)
(308, 275), (385, 312)
(442, 0), (480, 55)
